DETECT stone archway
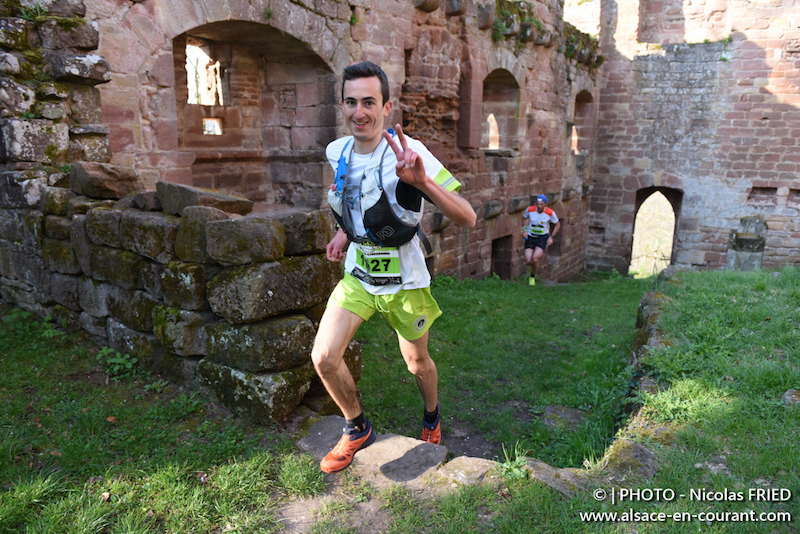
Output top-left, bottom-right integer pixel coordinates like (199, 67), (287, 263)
(630, 187), (682, 276)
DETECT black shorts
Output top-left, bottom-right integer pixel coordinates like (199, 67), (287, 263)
(525, 235), (549, 251)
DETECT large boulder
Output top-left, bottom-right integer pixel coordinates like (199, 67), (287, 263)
(205, 314), (315, 373)
(198, 359), (315, 424)
(206, 215), (286, 265)
(70, 162), (142, 200)
(156, 181), (253, 216)
(207, 255), (339, 324)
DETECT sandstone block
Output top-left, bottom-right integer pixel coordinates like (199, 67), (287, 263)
(207, 255), (339, 324)
(69, 214), (92, 276)
(73, 135), (112, 163)
(174, 205), (229, 263)
(160, 262), (218, 311)
(156, 181), (254, 216)
(50, 272), (81, 311)
(133, 191), (161, 211)
(106, 317), (163, 371)
(198, 359), (315, 425)
(119, 211), (180, 263)
(205, 315), (315, 373)
(275, 209), (334, 256)
(79, 311), (107, 338)
(78, 276), (112, 317)
(0, 52), (19, 74)
(0, 119), (68, 163)
(0, 78), (35, 115)
(0, 170), (48, 208)
(484, 200), (504, 219)
(0, 18), (29, 50)
(86, 207), (125, 247)
(0, 239), (51, 294)
(23, 209), (44, 247)
(38, 18), (98, 50)
(139, 260), (162, 298)
(70, 161), (142, 200)
(89, 245), (142, 289)
(49, 52), (111, 85)
(152, 305), (215, 356)
(509, 196), (529, 213)
(44, 215), (71, 240)
(25, 0), (87, 17)
(107, 285), (159, 332)
(0, 208), (28, 244)
(206, 215), (286, 265)
(161, 353), (202, 390)
(42, 237), (81, 274)
(40, 186), (75, 216)
(67, 196), (115, 217)
(68, 86), (102, 124)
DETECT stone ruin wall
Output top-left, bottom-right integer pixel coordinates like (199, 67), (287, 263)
(0, 0), (599, 423)
(586, 0), (800, 272)
(86, 0), (600, 283)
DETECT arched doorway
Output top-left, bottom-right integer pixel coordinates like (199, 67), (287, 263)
(629, 188), (682, 277)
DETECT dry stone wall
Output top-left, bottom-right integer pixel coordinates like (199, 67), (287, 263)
(0, 167), (352, 423)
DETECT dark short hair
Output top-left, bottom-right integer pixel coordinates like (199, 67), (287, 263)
(342, 61), (390, 105)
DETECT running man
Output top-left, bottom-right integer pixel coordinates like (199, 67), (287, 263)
(311, 61), (476, 473)
(522, 194), (560, 285)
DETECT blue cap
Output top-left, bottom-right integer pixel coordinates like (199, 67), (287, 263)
(537, 194), (547, 203)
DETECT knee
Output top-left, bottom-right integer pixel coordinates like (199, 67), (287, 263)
(406, 355), (433, 376)
(311, 343), (343, 377)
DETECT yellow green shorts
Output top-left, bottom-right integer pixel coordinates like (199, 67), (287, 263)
(327, 273), (442, 341)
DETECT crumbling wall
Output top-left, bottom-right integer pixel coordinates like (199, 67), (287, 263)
(83, 0), (600, 283)
(588, 0), (800, 272)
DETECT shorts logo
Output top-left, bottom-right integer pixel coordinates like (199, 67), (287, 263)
(413, 314), (428, 332)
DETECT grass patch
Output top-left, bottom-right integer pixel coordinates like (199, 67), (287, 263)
(356, 272), (650, 466)
(3, 268), (797, 532)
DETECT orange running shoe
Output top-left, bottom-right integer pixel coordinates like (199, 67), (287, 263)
(320, 420), (376, 473)
(420, 405), (442, 445)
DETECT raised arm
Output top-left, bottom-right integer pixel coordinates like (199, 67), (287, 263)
(383, 125), (476, 228)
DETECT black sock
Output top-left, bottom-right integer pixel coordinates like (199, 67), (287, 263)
(423, 404), (439, 425)
(346, 413), (367, 433)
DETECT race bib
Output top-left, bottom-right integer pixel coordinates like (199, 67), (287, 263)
(529, 223), (546, 235)
(351, 244), (402, 286)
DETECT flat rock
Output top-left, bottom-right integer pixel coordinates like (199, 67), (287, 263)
(542, 405), (589, 431)
(156, 181), (253, 216)
(296, 415), (449, 490)
(524, 458), (590, 497)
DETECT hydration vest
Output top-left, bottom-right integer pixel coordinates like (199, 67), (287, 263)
(328, 132), (429, 250)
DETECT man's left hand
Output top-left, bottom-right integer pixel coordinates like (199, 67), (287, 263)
(383, 124), (428, 187)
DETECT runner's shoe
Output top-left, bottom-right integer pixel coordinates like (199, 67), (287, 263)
(320, 420), (376, 473)
(420, 406), (442, 445)
(529, 276), (536, 286)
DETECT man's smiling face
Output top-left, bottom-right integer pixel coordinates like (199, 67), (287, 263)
(342, 76), (393, 154)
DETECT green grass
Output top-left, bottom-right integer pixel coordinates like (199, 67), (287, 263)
(0, 306), (319, 533)
(357, 272), (650, 467)
(2, 268), (798, 533)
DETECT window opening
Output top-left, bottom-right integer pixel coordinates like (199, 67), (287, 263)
(487, 113), (500, 150)
(186, 43), (224, 106)
(202, 117), (223, 135)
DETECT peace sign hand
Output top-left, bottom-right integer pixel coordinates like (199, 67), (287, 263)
(382, 124), (428, 187)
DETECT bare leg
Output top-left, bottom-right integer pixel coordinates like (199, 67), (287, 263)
(524, 247), (535, 277)
(397, 332), (438, 412)
(531, 246), (545, 277)
(310, 306), (364, 420)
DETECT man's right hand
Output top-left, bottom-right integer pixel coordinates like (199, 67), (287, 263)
(326, 228), (349, 262)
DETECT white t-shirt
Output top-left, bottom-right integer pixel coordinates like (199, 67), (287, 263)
(326, 134), (461, 295)
(524, 206), (558, 237)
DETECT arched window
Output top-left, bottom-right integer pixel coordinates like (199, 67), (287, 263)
(482, 69), (520, 151)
